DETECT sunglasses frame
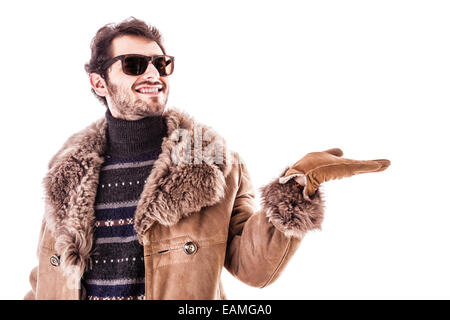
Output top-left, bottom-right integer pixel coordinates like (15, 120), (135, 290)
(101, 54), (175, 77)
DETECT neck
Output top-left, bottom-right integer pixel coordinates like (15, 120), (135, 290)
(105, 108), (167, 157)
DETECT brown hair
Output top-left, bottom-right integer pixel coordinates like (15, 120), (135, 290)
(84, 17), (167, 106)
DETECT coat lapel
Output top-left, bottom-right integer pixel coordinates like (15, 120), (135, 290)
(43, 108), (232, 277)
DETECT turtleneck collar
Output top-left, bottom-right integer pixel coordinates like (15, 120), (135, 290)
(105, 108), (167, 158)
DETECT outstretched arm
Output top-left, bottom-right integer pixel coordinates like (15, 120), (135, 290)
(224, 156), (324, 288)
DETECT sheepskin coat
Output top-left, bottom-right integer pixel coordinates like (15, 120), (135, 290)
(25, 108), (325, 300)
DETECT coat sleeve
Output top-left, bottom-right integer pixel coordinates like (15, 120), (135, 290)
(24, 267), (37, 300)
(24, 219), (47, 300)
(224, 156), (325, 288)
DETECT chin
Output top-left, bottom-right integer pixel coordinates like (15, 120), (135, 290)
(144, 105), (165, 116)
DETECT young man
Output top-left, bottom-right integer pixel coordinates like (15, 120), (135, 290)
(25, 17), (390, 300)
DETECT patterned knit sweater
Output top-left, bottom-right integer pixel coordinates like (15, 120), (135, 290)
(82, 109), (167, 300)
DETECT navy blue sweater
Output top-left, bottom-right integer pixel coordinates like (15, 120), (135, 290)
(82, 109), (167, 300)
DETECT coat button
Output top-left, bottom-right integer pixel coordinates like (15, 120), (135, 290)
(50, 255), (60, 267)
(183, 241), (197, 255)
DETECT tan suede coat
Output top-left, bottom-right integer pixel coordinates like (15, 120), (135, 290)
(25, 108), (324, 300)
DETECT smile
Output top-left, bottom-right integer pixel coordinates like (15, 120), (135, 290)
(135, 86), (163, 95)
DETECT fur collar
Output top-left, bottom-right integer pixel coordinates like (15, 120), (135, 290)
(42, 108), (232, 279)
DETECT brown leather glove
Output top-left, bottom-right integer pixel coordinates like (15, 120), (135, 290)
(279, 148), (391, 200)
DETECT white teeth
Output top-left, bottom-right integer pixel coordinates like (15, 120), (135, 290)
(138, 87), (159, 93)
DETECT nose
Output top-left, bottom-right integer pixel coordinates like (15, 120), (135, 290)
(141, 61), (160, 80)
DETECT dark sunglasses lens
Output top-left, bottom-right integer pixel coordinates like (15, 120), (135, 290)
(153, 56), (174, 76)
(123, 56), (148, 75)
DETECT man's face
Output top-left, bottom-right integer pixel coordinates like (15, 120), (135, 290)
(98, 35), (170, 120)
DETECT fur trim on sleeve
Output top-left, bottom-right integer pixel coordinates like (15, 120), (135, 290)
(260, 167), (325, 239)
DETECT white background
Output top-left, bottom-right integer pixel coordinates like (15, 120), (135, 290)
(0, 0), (449, 299)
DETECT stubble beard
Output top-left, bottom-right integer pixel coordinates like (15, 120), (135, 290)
(106, 81), (168, 118)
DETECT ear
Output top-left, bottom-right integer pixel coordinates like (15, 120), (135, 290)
(89, 73), (108, 97)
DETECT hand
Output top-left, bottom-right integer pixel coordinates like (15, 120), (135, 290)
(279, 148), (390, 199)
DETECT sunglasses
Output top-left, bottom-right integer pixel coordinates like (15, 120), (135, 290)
(102, 54), (175, 77)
